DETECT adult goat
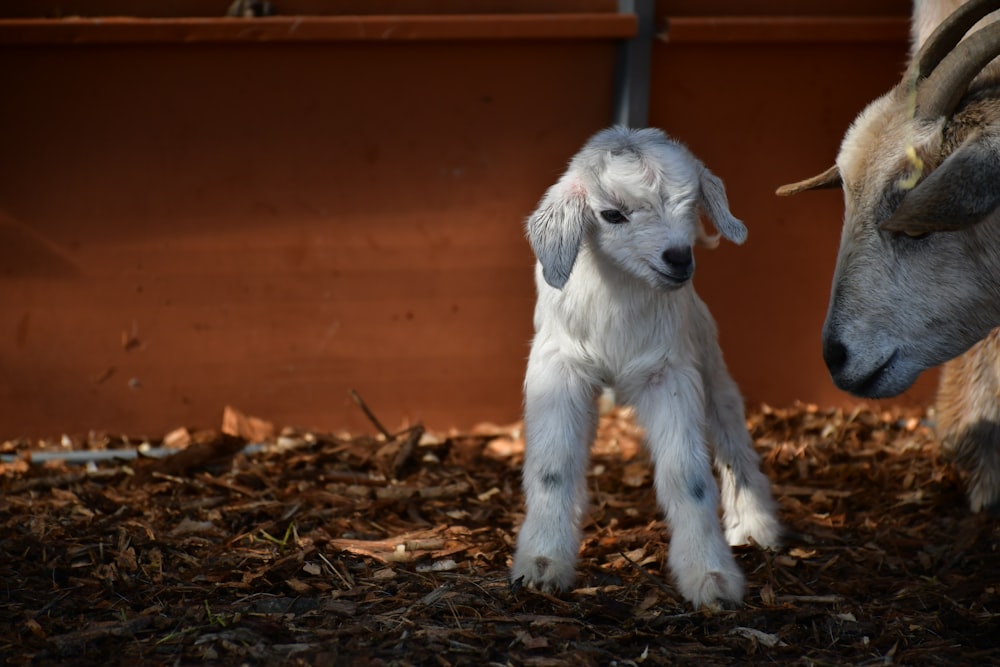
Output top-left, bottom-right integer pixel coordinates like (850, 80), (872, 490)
(778, 0), (1000, 512)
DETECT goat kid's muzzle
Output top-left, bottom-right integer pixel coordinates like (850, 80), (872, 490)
(652, 245), (694, 285)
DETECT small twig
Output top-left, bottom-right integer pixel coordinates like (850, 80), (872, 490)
(391, 423), (425, 477)
(618, 550), (675, 596)
(349, 388), (392, 439)
(317, 552), (354, 589)
(150, 470), (197, 486)
(776, 594), (843, 604)
(323, 471), (390, 487)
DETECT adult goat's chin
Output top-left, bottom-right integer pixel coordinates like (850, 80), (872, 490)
(821, 340), (921, 399)
(826, 310), (1000, 398)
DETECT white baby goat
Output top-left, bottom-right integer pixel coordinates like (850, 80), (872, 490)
(512, 127), (781, 609)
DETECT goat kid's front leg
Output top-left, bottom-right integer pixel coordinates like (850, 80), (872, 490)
(512, 351), (598, 592)
(701, 345), (782, 548)
(936, 330), (1000, 513)
(627, 366), (745, 609)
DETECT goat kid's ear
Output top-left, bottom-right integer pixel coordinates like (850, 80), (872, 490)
(698, 167), (748, 245)
(526, 178), (594, 289)
(775, 165), (842, 196)
(881, 138), (1000, 234)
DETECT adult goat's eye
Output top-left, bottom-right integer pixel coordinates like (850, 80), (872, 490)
(889, 228), (931, 241)
(600, 209), (628, 224)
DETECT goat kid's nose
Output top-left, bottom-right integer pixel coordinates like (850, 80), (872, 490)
(661, 246), (693, 277)
(822, 335), (848, 377)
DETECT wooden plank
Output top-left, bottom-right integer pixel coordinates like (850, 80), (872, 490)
(0, 14), (637, 44)
(662, 16), (908, 44)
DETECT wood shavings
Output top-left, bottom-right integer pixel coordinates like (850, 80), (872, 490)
(0, 402), (996, 665)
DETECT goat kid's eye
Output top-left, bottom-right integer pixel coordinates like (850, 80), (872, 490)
(600, 209), (629, 224)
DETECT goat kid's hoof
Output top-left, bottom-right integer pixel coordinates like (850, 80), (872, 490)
(510, 553), (575, 595)
(725, 514), (783, 551)
(676, 567), (745, 611)
(968, 484), (1000, 515)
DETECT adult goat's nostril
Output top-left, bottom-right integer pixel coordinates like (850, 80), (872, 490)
(662, 246), (693, 276)
(822, 336), (848, 376)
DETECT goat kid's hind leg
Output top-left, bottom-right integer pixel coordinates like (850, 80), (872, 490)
(512, 354), (598, 593)
(936, 331), (1000, 513)
(702, 345), (782, 548)
(627, 366), (745, 609)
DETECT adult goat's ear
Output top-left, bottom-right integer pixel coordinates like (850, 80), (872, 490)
(526, 177), (593, 289)
(698, 166), (747, 245)
(881, 137), (1000, 234)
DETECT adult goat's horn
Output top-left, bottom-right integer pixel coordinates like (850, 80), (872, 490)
(914, 0), (1000, 120)
(917, 21), (1000, 119)
(775, 165), (841, 197)
(912, 0), (1000, 77)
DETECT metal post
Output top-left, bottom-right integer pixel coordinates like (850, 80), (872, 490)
(612, 0), (655, 128)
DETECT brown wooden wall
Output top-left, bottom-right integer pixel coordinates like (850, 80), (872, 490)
(0, 1), (936, 439)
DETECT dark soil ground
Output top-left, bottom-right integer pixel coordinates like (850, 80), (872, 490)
(1, 401), (997, 666)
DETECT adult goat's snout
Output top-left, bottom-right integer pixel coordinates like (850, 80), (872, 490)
(820, 328), (888, 398)
(821, 314), (916, 399)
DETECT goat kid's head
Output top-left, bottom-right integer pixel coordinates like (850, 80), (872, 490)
(778, 0), (1000, 398)
(527, 126), (746, 292)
